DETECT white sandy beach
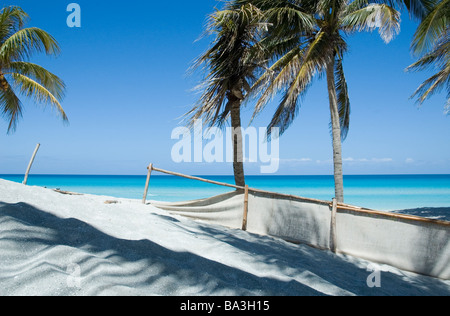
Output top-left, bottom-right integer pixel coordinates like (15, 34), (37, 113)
(0, 179), (449, 296)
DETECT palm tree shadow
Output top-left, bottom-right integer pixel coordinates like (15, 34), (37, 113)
(151, 209), (450, 296)
(2, 202), (449, 296)
(0, 201), (323, 296)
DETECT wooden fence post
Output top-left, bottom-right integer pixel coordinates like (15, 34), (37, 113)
(142, 163), (153, 204)
(330, 198), (338, 253)
(23, 143), (40, 185)
(242, 185), (249, 231)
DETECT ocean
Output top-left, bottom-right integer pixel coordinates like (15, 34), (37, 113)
(1, 174), (449, 211)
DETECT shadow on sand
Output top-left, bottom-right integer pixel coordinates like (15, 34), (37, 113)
(0, 201), (449, 296)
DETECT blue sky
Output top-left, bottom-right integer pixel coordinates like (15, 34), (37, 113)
(0, 0), (448, 176)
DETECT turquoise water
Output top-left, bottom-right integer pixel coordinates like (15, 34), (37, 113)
(1, 174), (449, 211)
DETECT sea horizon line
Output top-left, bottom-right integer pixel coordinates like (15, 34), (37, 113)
(1, 173), (450, 177)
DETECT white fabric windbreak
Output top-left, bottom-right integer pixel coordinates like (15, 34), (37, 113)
(336, 209), (450, 280)
(152, 192), (245, 229)
(246, 192), (332, 250)
(151, 191), (450, 280)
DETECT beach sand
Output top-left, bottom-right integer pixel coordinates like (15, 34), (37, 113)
(0, 179), (449, 296)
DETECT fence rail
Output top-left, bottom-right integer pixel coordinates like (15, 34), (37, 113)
(142, 164), (450, 229)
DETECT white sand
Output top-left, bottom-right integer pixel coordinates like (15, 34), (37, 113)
(0, 179), (449, 296)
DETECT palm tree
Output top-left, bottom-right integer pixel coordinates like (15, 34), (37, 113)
(399, 0), (439, 19)
(234, 0), (402, 202)
(185, 4), (267, 187)
(0, 6), (66, 133)
(406, 0), (449, 110)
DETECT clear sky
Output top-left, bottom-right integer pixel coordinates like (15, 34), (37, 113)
(0, 0), (448, 176)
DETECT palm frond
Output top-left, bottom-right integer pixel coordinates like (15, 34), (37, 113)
(279, 32), (328, 111)
(410, 68), (449, 103)
(407, 31), (449, 70)
(265, 31), (331, 137)
(250, 46), (303, 118)
(407, 48), (441, 70)
(186, 3), (267, 128)
(11, 73), (67, 121)
(407, 30), (449, 105)
(400, 0), (438, 19)
(0, 27), (60, 64)
(334, 56), (350, 140)
(5, 61), (65, 99)
(411, 0), (448, 55)
(0, 6), (66, 132)
(0, 80), (22, 133)
(341, 3), (401, 43)
(345, 0), (435, 19)
(232, 0), (316, 11)
(264, 6), (315, 36)
(0, 6), (28, 41)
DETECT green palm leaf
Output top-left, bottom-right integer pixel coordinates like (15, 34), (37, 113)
(250, 47), (302, 117)
(0, 27), (60, 63)
(11, 73), (67, 121)
(400, 0), (437, 19)
(0, 6), (28, 41)
(6, 61), (65, 99)
(346, 0), (436, 19)
(186, 3), (267, 128)
(0, 79), (22, 132)
(411, 0), (448, 54)
(265, 31), (332, 136)
(407, 0), (449, 108)
(335, 56), (351, 140)
(0, 5), (66, 133)
(411, 69), (449, 102)
(341, 3), (401, 43)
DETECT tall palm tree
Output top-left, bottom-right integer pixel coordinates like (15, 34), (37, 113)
(185, 4), (267, 187)
(234, 0), (401, 202)
(406, 0), (449, 110)
(0, 6), (66, 133)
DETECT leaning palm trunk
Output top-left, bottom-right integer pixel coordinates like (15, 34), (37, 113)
(326, 58), (344, 203)
(230, 98), (246, 187)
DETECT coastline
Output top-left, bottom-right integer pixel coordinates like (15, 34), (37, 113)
(1, 174), (449, 212)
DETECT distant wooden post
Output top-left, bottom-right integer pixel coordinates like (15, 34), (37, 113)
(330, 198), (338, 253)
(23, 143), (40, 185)
(242, 185), (249, 231)
(142, 163), (153, 204)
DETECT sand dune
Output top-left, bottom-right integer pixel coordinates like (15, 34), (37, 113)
(0, 179), (449, 296)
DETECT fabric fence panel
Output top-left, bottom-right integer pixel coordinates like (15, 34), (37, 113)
(246, 192), (331, 250)
(151, 192), (244, 230)
(335, 208), (450, 279)
(150, 191), (450, 280)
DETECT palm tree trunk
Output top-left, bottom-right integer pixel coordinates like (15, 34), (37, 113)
(230, 100), (246, 188)
(326, 58), (344, 203)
